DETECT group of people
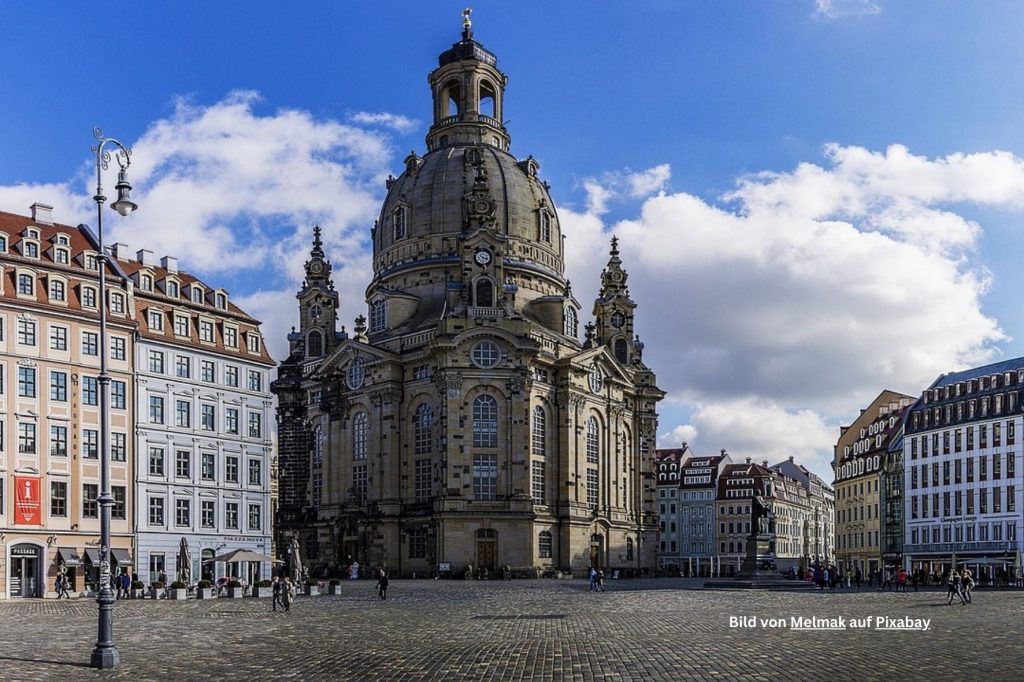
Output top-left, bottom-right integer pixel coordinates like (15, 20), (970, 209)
(112, 571), (137, 599)
(271, 576), (294, 611)
(53, 573), (72, 599)
(946, 568), (976, 605)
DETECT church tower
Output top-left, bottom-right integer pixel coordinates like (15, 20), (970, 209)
(293, 226), (342, 360)
(273, 11), (663, 578)
(592, 236), (640, 366)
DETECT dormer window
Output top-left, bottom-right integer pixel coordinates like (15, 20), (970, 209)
(85, 253), (99, 271)
(17, 272), (34, 295)
(224, 326), (238, 348)
(247, 333), (261, 353)
(191, 287), (203, 304)
(140, 274), (153, 291)
(55, 234), (69, 246)
(109, 292), (125, 314)
(215, 292), (227, 309)
(174, 315), (189, 337)
(199, 319), (215, 343)
(393, 205), (407, 240)
(0, 234), (7, 252)
(166, 280), (179, 298)
(81, 285), (97, 308)
(148, 309), (164, 331)
(26, 228), (39, 239)
(23, 241), (39, 258)
(49, 279), (66, 302)
(54, 247), (70, 265)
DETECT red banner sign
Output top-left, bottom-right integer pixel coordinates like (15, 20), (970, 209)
(14, 475), (42, 525)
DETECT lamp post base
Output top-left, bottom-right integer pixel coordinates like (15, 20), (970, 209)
(90, 646), (120, 669)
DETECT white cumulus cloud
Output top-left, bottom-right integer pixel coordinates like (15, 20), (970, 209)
(348, 111), (419, 134)
(813, 0), (881, 20)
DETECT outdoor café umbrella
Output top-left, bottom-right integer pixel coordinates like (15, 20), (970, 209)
(177, 537), (192, 584)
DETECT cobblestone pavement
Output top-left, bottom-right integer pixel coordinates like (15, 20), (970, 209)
(0, 579), (1021, 681)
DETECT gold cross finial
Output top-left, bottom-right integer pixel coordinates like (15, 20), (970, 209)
(463, 7), (473, 31)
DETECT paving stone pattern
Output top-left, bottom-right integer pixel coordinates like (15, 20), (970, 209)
(0, 579), (1020, 681)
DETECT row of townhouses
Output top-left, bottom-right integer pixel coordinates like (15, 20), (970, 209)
(657, 355), (1024, 585)
(655, 447), (834, 576)
(0, 204), (274, 598)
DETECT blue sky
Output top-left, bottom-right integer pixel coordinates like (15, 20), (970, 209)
(3, 1), (1024, 480)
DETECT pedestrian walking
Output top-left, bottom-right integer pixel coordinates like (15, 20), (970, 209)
(282, 577), (293, 611)
(589, 567), (598, 592)
(121, 572), (131, 599)
(897, 568), (907, 593)
(962, 569), (975, 604)
(596, 570), (606, 592)
(272, 576), (283, 611)
(946, 570), (966, 605)
(854, 569), (861, 590)
(377, 569), (390, 600)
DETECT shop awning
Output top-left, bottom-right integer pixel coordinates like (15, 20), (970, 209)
(83, 548), (100, 564)
(111, 549), (134, 566)
(56, 547), (82, 567)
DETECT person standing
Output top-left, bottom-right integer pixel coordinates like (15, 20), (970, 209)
(377, 569), (389, 600)
(272, 576), (283, 612)
(121, 571), (132, 599)
(946, 570), (966, 605)
(596, 570), (605, 593)
(854, 568), (862, 590)
(589, 567), (598, 592)
(962, 569), (975, 604)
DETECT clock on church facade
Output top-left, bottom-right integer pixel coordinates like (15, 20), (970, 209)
(272, 15), (664, 577)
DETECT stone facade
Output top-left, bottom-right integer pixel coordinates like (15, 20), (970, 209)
(273, 24), (663, 578)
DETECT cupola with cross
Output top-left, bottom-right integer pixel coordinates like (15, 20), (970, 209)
(426, 8), (510, 152)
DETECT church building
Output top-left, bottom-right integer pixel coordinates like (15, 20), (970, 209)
(273, 15), (663, 577)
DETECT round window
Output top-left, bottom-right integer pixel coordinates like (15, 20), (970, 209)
(347, 359), (365, 390)
(588, 365), (603, 394)
(471, 341), (500, 368)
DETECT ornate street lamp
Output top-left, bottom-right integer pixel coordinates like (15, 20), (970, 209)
(89, 127), (137, 670)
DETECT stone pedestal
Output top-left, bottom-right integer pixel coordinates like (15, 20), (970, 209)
(705, 535), (809, 590)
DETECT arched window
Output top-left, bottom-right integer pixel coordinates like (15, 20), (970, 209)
(370, 300), (387, 332)
(475, 278), (495, 307)
(626, 537), (634, 561)
(352, 412), (368, 460)
(532, 406), (546, 457)
(614, 338), (628, 364)
(313, 425), (323, 466)
(473, 395), (498, 448)
(586, 416), (599, 464)
(306, 330), (323, 358)
(443, 79), (461, 116)
(539, 211), (551, 242)
(564, 307), (578, 338)
(479, 79), (497, 119)
(393, 206), (407, 240)
(538, 530), (552, 559)
(414, 403), (433, 454)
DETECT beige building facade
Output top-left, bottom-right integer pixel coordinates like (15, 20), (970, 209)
(834, 389), (913, 577)
(274, 23), (663, 578)
(0, 206), (135, 598)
